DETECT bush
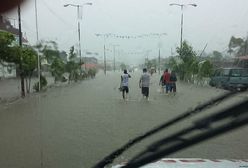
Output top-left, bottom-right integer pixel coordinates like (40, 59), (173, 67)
(88, 68), (97, 78)
(33, 75), (48, 92)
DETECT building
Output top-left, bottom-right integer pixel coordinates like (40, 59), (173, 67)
(0, 15), (28, 78)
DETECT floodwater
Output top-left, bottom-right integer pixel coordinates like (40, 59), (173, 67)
(0, 71), (247, 168)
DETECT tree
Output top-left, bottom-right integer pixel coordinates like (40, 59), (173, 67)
(177, 41), (197, 64)
(228, 36), (248, 56)
(120, 63), (126, 71)
(21, 47), (38, 93)
(211, 50), (223, 61)
(65, 46), (80, 83)
(198, 60), (213, 78)
(176, 41), (198, 81)
(0, 31), (18, 63)
(51, 57), (65, 83)
(168, 56), (180, 72)
(34, 41), (66, 83)
(0, 31), (41, 93)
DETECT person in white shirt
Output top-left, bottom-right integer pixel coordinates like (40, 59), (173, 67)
(139, 68), (151, 100)
(120, 69), (131, 100)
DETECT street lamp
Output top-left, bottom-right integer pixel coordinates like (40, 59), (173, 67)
(169, 3), (197, 56)
(64, 2), (92, 75)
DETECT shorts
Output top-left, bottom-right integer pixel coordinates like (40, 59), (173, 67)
(142, 87), (149, 97)
(122, 86), (129, 93)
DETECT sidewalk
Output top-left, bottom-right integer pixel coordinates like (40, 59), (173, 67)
(0, 77), (54, 103)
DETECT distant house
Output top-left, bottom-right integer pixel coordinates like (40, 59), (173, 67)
(236, 55), (248, 68)
(82, 57), (98, 70)
(0, 62), (16, 79)
(0, 15), (28, 78)
(83, 57), (98, 64)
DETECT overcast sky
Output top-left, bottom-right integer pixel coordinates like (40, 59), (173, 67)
(3, 0), (248, 64)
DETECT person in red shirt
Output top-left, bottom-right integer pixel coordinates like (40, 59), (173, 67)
(163, 69), (171, 94)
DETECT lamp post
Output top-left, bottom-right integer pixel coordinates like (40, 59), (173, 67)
(169, 3), (197, 56)
(34, 0), (41, 91)
(64, 3), (92, 75)
(17, 4), (25, 97)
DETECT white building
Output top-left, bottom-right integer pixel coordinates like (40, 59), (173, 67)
(0, 62), (16, 79)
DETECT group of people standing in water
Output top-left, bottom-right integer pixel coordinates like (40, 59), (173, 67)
(159, 69), (177, 95)
(120, 68), (177, 101)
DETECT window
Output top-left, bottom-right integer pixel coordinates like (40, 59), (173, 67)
(231, 69), (241, 77)
(241, 69), (248, 77)
(222, 69), (230, 76)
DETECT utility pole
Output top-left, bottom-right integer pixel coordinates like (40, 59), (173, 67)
(95, 33), (110, 75)
(104, 44), (106, 75)
(170, 3), (197, 57)
(18, 4), (25, 97)
(64, 3), (92, 75)
(76, 5), (83, 75)
(158, 48), (161, 74)
(180, 5), (183, 55)
(114, 47), (116, 72)
(35, 0), (41, 91)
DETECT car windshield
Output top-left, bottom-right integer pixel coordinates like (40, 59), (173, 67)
(0, 1), (248, 168)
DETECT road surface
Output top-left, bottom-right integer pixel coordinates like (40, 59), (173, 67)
(0, 71), (247, 168)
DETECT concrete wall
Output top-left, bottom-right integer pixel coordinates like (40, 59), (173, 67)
(0, 62), (16, 79)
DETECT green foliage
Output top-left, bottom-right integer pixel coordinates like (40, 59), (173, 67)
(88, 68), (97, 78)
(176, 41), (198, 80)
(212, 50), (223, 61)
(65, 46), (80, 82)
(176, 41), (197, 63)
(34, 40), (60, 64)
(145, 59), (157, 70)
(168, 57), (177, 70)
(228, 36), (248, 56)
(0, 31), (15, 45)
(51, 57), (65, 82)
(120, 63), (126, 70)
(35, 41), (68, 82)
(198, 60), (213, 78)
(0, 31), (19, 63)
(21, 47), (38, 76)
(170, 41), (214, 82)
(33, 75), (47, 92)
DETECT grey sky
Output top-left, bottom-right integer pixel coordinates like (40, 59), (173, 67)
(4, 0), (248, 64)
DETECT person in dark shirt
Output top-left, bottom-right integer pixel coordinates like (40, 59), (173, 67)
(170, 71), (177, 94)
(163, 69), (171, 95)
(159, 74), (165, 93)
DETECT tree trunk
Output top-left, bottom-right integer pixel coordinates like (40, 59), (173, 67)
(25, 77), (29, 93)
(28, 72), (33, 93)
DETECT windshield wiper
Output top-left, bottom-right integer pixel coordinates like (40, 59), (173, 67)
(92, 91), (238, 168)
(123, 100), (248, 168)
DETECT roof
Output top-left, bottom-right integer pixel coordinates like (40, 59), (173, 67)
(237, 56), (248, 60)
(82, 63), (97, 69)
(0, 15), (18, 35)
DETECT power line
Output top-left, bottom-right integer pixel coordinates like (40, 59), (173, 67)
(40, 0), (74, 29)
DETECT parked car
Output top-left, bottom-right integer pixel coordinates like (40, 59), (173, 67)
(209, 67), (248, 91)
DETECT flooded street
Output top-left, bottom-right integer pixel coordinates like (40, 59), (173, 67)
(0, 71), (248, 168)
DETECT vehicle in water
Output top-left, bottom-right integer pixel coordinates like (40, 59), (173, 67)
(209, 67), (248, 91)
